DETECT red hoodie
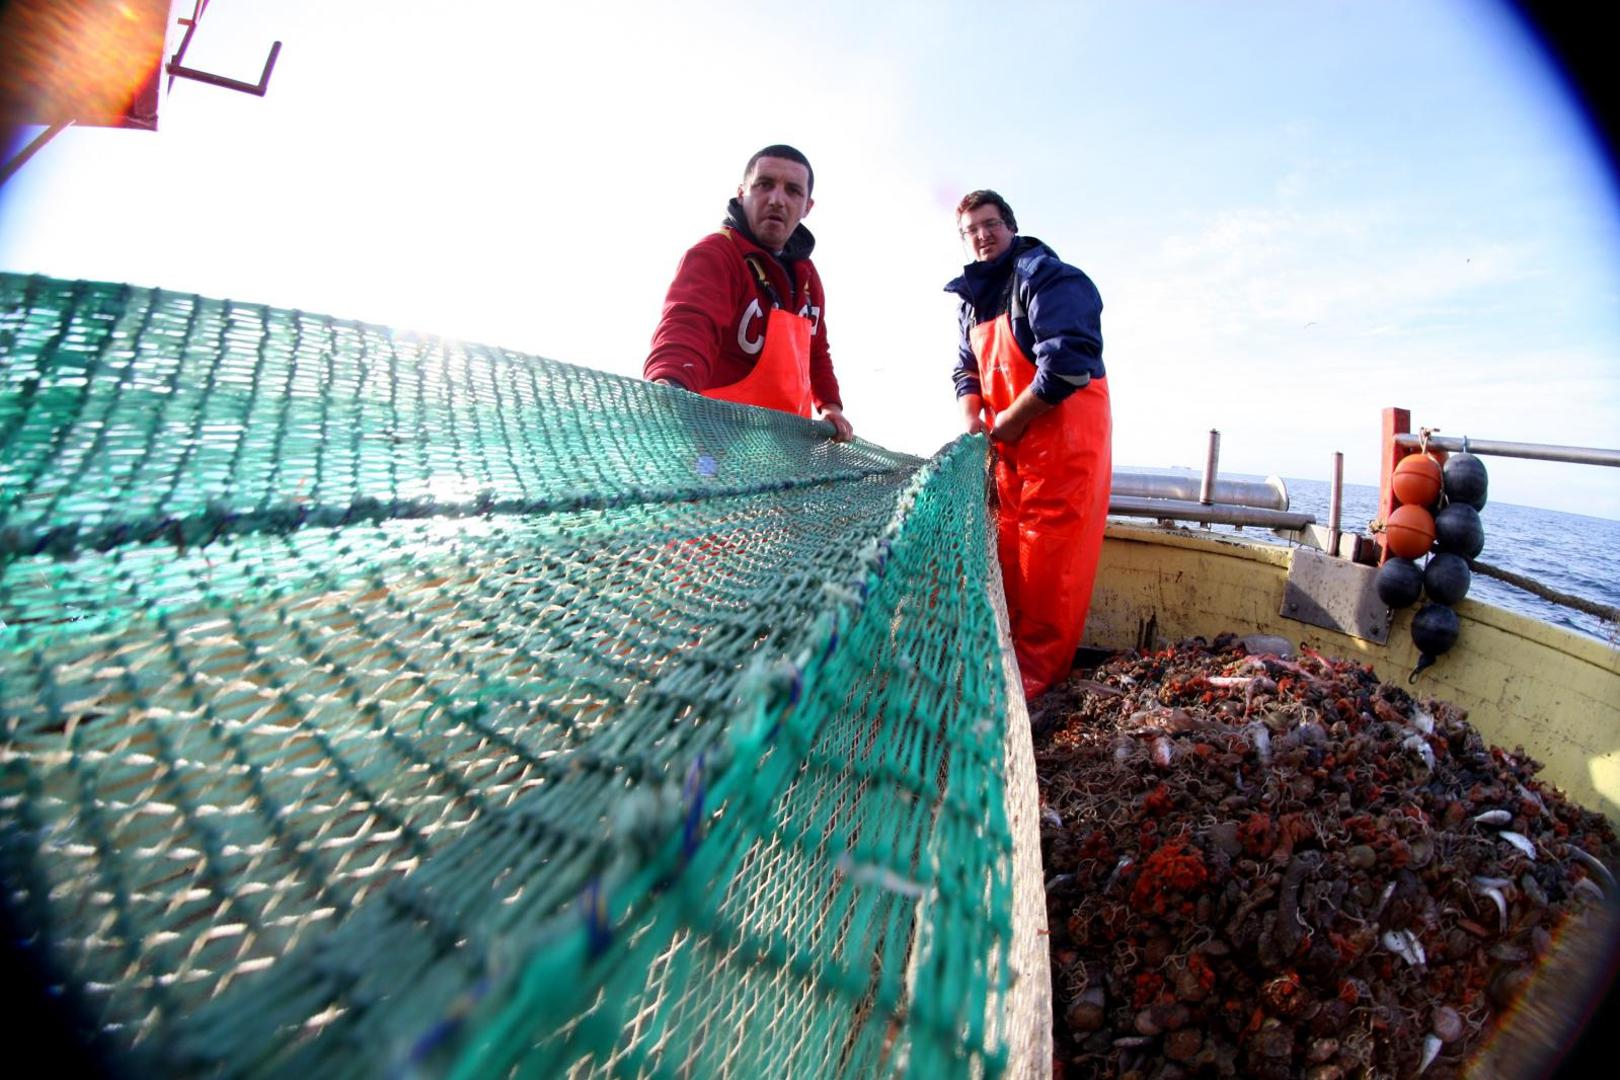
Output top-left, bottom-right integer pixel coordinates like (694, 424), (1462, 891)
(644, 218), (841, 411)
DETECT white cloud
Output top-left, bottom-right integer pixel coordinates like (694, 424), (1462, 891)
(1092, 201), (1619, 515)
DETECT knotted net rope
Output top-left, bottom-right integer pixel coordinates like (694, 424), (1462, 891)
(0, 272), (1049, 1077)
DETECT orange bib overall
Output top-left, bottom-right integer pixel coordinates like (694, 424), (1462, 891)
(971, 313), (1112, 699)
(702, 302), (813, 417)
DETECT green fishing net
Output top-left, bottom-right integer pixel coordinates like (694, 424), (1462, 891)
(0, 273), (1049, 1077)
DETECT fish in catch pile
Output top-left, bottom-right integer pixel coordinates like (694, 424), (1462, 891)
(1033, 635), (1620, 1080)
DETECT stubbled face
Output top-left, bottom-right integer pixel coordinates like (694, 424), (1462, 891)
(738, 157), (813, 253)
(960, 203), (1013, 262)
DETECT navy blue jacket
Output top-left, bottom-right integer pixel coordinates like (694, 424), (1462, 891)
(944, 235), (1105, 404)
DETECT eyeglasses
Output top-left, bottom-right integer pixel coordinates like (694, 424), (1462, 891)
(959, 218), (1005, 239)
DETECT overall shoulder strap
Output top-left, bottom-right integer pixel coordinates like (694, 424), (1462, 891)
(743, 256), (784, 309)
(723, 228), (784, 310)
(1002, 263), (1026, 324)
(1000, 258), (1036, 363)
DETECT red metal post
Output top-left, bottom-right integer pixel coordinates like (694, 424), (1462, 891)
(1376, 407), (1411, 564)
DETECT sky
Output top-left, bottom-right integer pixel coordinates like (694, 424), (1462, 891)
(2, 0), (1618, 518)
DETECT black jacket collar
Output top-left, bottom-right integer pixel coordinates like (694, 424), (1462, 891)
(725, 198), (817, 263)
(945, 236), (1035, 306)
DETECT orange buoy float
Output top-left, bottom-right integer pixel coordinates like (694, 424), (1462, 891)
(1392, 453), (1443, 508)
(1384, 503), (1436, 559)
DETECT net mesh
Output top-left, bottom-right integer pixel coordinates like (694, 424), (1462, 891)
(0, 273), (1049, 1077)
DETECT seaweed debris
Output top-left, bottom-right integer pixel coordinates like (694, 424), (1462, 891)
(1035, 635), (1620, 1079)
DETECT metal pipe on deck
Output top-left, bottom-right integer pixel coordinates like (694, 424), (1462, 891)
(1108, 496), (1314, 530)
(1329, 452), (1344, 558)
(1200, 430), (1221, 504)
(1110, 472), (1290, 510)
(1394, 433), (1620, 468)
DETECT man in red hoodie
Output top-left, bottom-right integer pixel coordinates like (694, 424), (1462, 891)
(644, 145), (854, 441)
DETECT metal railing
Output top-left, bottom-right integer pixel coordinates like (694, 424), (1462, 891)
(1110, 417), (1619, 627)
(1109, 430), (1315, 530)
(1110, 472), (1289, 511)
(1108, 495), (1314, 530)
(1393, 432), (1620, 468)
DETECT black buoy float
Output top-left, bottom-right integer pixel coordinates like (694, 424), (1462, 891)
(1435, 502), (1485, 559)
(1424, 552), (1473, 605)
(1410, 603), (1461, 680)
(1443, 451), (1489, 510)
(1376, 557), (1425, 608)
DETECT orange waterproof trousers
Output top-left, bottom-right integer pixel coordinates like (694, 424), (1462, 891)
(971, 313), (1112, 699)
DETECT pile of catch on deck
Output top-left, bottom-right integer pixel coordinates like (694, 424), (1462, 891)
(1034, 635), (1619, 1079)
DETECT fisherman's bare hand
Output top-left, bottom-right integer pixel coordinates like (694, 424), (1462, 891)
(960, 393), (990, 436)
(821, 404), (854, 442)
(988, 389), (1051, 445)
(989, 417), (1027, 444)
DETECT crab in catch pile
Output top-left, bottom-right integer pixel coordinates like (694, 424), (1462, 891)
(1034, 635), (1618, 1079)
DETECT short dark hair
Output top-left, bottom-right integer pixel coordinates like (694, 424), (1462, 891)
(744, 144), (814, 196)
(956, 189), (1017, 232)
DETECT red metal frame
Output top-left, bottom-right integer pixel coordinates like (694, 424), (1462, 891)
(1376, 407), (1412, 565)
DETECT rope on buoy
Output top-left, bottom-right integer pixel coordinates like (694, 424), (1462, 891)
(1409, 653), (1437, 683)
(1471, 560), (1620, 623)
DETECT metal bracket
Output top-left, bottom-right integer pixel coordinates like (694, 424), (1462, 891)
(1282, 546), (1391, 643)
(166, 3), (281, 97)
(0, 121), (71, 188)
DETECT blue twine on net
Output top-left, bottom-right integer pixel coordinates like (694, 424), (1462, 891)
(764, 663), (802, 744)
(397, 972), (494, 1072)
(681, 752), (707, 861)
(581, 877), (611, 959)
